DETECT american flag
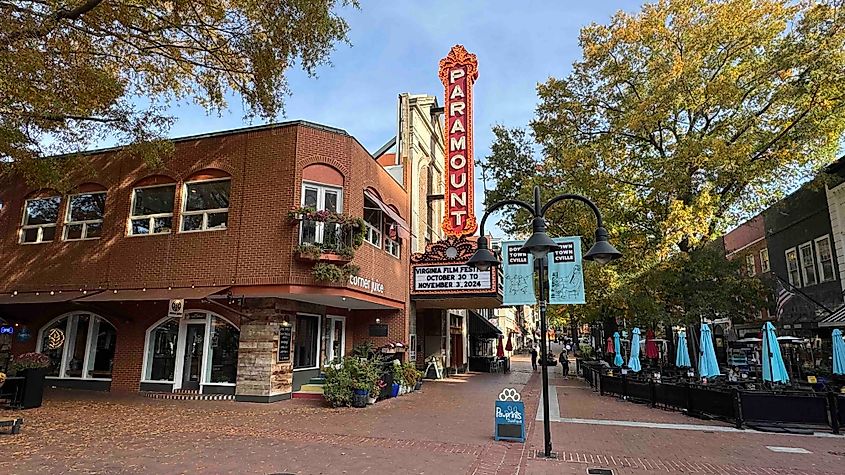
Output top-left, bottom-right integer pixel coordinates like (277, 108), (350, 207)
(776, 280), (794, 320)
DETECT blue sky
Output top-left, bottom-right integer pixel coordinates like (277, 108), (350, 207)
(161, 1), (646, 236)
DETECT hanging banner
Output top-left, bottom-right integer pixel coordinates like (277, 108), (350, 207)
(502, 241), (535, 305)
(439, 45), (479, 237)
(548, 237), (585, 305)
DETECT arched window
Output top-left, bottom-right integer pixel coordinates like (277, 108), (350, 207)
(37, 313), (116, 379)
(142, 312), (239, 387)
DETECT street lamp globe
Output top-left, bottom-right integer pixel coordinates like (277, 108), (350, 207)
(583, 226), (623, 265)
(467, 236), (500, 271)
(519, 217), (562, 260)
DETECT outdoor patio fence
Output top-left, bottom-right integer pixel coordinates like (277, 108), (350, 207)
(579, 361), (841, 434)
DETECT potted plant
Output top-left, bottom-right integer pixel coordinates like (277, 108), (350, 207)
(12, 352), (50, 409)
(323, 359), (353, 407)
(391, 362), (404, 397)
(368, 379), (385, 404)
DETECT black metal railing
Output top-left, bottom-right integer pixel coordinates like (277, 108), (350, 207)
(299, 220), (354, 252)
(579, 361), (842, 434)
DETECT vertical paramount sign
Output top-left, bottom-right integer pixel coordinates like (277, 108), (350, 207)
(439, 45), (479, 237)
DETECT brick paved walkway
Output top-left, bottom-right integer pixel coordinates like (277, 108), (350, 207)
(2, 349), (843, 474)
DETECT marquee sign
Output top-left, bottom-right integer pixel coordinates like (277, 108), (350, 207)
(439, 45), (478, 237)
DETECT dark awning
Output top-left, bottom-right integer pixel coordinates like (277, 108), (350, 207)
(819, 306), (845, 328)
(469, 310), (502, 338)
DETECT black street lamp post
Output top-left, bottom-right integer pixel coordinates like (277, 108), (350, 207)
(467, 185), (622, 458)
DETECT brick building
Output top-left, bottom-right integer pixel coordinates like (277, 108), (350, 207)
(0, 120), (414, 402)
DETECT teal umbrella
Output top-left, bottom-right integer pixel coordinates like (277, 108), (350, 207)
(675, 330), (691, 368)
(761, 322), (789, 384)
(628, 328), (642, 372)
(698, 323), (721, 378)
(832, 329), (845, 376)
(613, 332), (624, 367)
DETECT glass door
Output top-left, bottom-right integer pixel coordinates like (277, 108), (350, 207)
(327, 316), (346, 363)
(181, 324), (205, 390)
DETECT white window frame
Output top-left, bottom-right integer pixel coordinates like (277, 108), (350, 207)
(363, 197), (382, 249)
(785, 247), (801, 287)
(300, 181), (343, 245)
(128, 183), (176, 236)
(63, 191), (106, 241)
(385, 236), (400, 258)
(36, 312), (114, 381)
(293, 312), (322, 372)
(815, 235), (835, 283)
(745, 254), (756, 276)
(20, 196), (61, 244)
(760, 248), (770, 273)
(798, 241), (817, 287)
(179, 178), (231, 233)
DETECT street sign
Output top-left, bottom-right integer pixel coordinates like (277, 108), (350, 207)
(494, 388), (525, 442)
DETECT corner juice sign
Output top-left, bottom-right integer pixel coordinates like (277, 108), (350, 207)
(439, 45), (478, 237)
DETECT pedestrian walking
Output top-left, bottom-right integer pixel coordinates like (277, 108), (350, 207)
(559, 348), (569, 378)
(530, 345), (538, 371)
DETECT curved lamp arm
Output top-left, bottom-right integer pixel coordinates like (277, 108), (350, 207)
(540, 193), (604, 228)
(478, 199), (535, 237)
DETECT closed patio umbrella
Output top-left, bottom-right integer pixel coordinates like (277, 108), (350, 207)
(496, 336), (505, 358)
(676, 330), (691, 368)
(833, 329), (845, 376)
(628, 328), (642, 372)
(761, 322), (789, 384)
(606, 336), (615, 354)
(645, 329), (659, 359)
(505, 333), (513, 352)
(613, 332), (624, 367)
(698, 323), (721, 378)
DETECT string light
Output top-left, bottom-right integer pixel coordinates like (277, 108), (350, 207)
(12, 290), (17, 296)
(50, 291), (55, 296)
(113, 289), (118, 294)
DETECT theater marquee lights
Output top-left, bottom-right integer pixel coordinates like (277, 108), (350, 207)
(439, 45), (478, 238)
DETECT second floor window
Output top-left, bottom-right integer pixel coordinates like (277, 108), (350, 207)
(798, 242), (817, 286)
(130, 185), (175, 235)
(815, 235), (835, 282)
(181, 179), (230, 232)
(760, 248), (770, 273)
(21, 196), (60, 243)
(300, 182), (342, 247)
(363, 196), (382, 248)
(64, 192), (106, 240)
(785, 248), (801, 287)
(745, 254), (755, 276)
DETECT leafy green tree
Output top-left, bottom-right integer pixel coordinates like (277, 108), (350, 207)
(484, 0), (842, 324)
(1, 0), (356, 188)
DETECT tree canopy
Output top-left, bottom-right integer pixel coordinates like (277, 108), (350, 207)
(484, 0), (843, 324)
(1, 0), (355, 187)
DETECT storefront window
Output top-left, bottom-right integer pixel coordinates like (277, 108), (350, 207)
(209, 319), (239, 383)
(294, 314), (320, 369)
(147, 319), (179, 381)
(37, 313), (115, 379)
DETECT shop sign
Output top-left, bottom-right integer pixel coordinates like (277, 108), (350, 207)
(439, 45), (479, 238)
(168, 299), (185, 318)
(0, 324), (13, 335)
(502, 241), (534, 305)
(277, 323), (292, 362)
(494, 388), (525, 442)
(348, 275), (385, 294)
(413, 264), (492, 292)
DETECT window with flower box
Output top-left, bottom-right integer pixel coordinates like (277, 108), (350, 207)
(300, 182), (342, 248)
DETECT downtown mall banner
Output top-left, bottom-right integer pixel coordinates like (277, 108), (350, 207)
(501, 237), (585, 306)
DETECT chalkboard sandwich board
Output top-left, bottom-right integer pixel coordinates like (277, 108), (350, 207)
(494, 388), (525, 442)
(278, 324), (292, 362)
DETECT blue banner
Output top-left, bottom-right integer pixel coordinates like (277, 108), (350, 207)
(548, 236), (585, 305)
(501, 241), (535, 305)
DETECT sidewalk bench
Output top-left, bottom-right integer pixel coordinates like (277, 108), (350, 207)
(0, 417), (23, 434)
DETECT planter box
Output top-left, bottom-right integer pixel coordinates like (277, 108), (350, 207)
(19, 368), (47, 409)
(297, 251), (352, 263)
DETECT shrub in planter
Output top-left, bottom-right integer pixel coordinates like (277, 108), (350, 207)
(11, 352), (50, 409)
(323, 362), (354, 407)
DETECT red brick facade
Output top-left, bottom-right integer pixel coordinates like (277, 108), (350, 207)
(0, 121), (411, 395)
